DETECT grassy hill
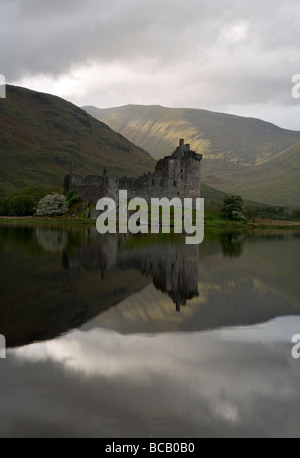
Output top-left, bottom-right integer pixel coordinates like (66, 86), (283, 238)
(84, 104), (300, 207)
(0, 86), (156, 194)
(212, 142), (300, 208)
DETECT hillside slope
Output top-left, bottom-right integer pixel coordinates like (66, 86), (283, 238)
(213, 142), (300, 208)
(0, 87), (156, 193)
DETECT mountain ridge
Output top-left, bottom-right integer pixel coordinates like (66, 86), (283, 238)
(83, 104), (300, 164)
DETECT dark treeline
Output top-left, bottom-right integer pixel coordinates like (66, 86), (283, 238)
(0, 186), (61, 216)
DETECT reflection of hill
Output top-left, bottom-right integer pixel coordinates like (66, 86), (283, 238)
(83, 277), (299, 335)
(0, 226), (201, 347)
(1, 225), (299, 347)
(82, 231), (300, 334)
(0, 228), (150, 348)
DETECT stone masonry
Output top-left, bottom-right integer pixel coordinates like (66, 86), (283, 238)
(63, 139), (202, 203)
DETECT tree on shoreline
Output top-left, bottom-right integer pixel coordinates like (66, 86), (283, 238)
(36, 194), (69, 216)
(222, 195), (245, 221)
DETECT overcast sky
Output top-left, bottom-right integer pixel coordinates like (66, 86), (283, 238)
(1, 0), (300, 129)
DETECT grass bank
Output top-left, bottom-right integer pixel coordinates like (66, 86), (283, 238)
(1, 212), (299, 230)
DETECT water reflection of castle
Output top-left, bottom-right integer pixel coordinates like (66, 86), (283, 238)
(62, 230), (199, 311)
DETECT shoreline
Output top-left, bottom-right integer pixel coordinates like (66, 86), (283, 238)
(0, 216), (300, 230)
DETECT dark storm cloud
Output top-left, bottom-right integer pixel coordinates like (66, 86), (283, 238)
(1, 0), (198, 78)
(0, 0), (299, 116)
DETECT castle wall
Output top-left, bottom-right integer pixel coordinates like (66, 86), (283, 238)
(64, 140), (202, 204)
(67, 175), (119, 203)
(119, 146), (202, 203)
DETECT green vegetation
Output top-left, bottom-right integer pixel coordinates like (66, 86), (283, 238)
(35, 194), (69, 216)
(291, 210), (300, 221)
(205, 210), (247, 227)
(0, 186), (298, 229)
(245, 206), (287, 220)
(66, 190), (80, 207)
(0, 86), (156, 195)
(221, 195), (245, 221)
(0, 186), (61, 216)
(1, 210), (300, 230)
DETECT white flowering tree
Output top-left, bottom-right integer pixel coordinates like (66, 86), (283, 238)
(35, 194), (69, 216)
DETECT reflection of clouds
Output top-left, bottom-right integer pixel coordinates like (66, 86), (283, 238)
(216, 316), (300, 344)
(14, 329), (198, 380)
(210, 400), (239, 424)
(8, 317), (300, 437)
(14, 316), (300, 377)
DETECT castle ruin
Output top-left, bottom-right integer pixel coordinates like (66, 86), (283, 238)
(64, 139), (202, 203)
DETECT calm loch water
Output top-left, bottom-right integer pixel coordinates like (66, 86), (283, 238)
(0, 225), (300, 437)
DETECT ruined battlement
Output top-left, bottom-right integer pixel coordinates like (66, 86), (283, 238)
(64, 139), (202, 203)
